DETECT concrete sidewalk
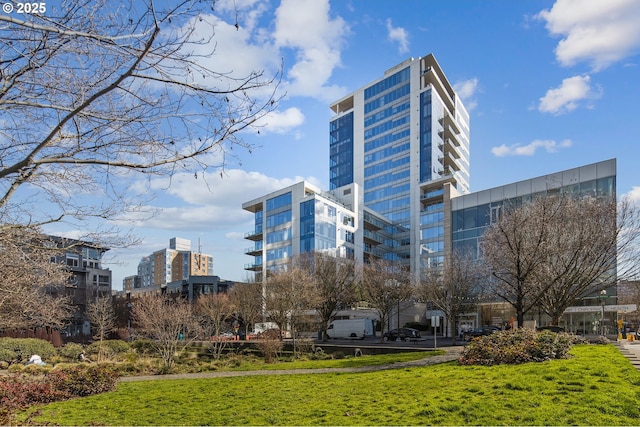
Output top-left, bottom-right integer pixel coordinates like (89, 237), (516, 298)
(614, 339), (640, 371)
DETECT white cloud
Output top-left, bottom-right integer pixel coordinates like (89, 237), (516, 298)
(121, 169), (322, 230)
(624, 186), (640, 203)
(180, 14), (280, 87)
(386, 19), (409, 54)
(164, 0), (351, 138)
(215, 0), (266, 32)
(273, 0), (350, 101)
(536, 0), (640, 71)
(453, 78), (479, 111)
(538, 75), (601, 115)
(253, 107), (305, 135)
(491, 139), (573, 157)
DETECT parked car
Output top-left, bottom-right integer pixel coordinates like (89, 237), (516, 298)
(466, 326), (500, 340)
(383, 328), (422, 341)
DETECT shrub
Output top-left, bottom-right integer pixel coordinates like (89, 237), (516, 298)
(56, 342), (85, 362)
(0, 364), (120, 424)
(294, 339), (315, 357)
(459, 329), (576, 366)
(254, 330), (283, 363)
(8, 363), (53, 375)
(87, 339), (130, 360)
(0, 347), (17, 364)
(130, 338), (157, 355)
(47, 364), (120, 397)
(0, 374), (66, 425)
(0, 338), (56, 364)
(591, 335), (610, 345)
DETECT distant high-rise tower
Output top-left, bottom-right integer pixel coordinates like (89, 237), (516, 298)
(329, 54), (470, 274)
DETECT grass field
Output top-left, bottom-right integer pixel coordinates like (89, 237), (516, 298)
(20, 345), (640, 426)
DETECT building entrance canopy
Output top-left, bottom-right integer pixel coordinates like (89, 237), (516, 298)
(564, 304), (637, 314)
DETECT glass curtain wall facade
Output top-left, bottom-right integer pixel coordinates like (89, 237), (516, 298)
(264, 192), (292, 270)
(300, 199), (338, 253)
(243, 181), (360, 280)
(451, 160), (616, 259)
(329, 54), (470, 276)
(362, 67), (411, 226)
(330, 112), (354, 189)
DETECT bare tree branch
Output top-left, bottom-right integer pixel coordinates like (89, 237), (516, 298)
(0, 0), (281, 231)
(358, 259), (412, 343)
(0, 228), (71, 330)
(132, 294), (199, 370)
(87, 296), (117, 361)
(416, 249), (479, 344)
(301, 252), (356, 342)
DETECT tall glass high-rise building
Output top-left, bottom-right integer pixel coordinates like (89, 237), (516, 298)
(329, 54), (470, 275)
(242, 55), (619, 332)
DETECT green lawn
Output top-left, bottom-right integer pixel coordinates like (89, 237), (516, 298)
(21, 345), (640, 426)
(226, 349), (444, 370)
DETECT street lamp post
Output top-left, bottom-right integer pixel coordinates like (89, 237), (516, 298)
(397, 292), (400, 341)
(599, 289), (607, 336)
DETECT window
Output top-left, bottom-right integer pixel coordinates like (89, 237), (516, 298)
(490, 205), (501, 223)
(345, 231), (355, 243)
(266, 210), (292, 228)
(266, 245), (292, 262)
(342, 214), (354, 227)
(267, 228), (292, 244)
(266, 192), (292, 212)
(66, 254), (79, 267)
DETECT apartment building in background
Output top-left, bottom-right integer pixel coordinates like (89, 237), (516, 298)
(47, 236), (112, 337)
(243, 181), (395, 280)
(123, 237), (214, 292)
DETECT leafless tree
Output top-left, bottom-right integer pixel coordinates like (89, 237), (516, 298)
(264, 258), (318, 357)
(132, 294), (199, 370)
(25, 287), (74, 333)
(481, 196), (565, 328)
(534, 195), (640, 325)
(194, 292), (234, 359)
(0, 227), (72, 330)
(228, 279), (263, 338)
(618, 280), (640, 323)
(359, 259), (412, 343)
(482, 193), (640, 327)
(416, 250), (479, 344)
(0, 0), (280, 236)
(300, 252), (356, 341)
(87, 296), (117, 361)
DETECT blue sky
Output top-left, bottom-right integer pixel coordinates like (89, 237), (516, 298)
(51, 0), (640, 289)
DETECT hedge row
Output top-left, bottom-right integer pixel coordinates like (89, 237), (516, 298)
(0, 338), (56, 365)
(0, 338), (132, 366)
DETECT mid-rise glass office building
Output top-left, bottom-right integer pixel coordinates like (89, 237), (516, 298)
(451, 159), (616, 258)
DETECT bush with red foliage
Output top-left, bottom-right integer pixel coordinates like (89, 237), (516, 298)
(0, 364), (119, 424)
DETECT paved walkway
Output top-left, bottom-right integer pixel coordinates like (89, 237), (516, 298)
(614, 339), (640, 371)
(120, 346), (464, 382)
